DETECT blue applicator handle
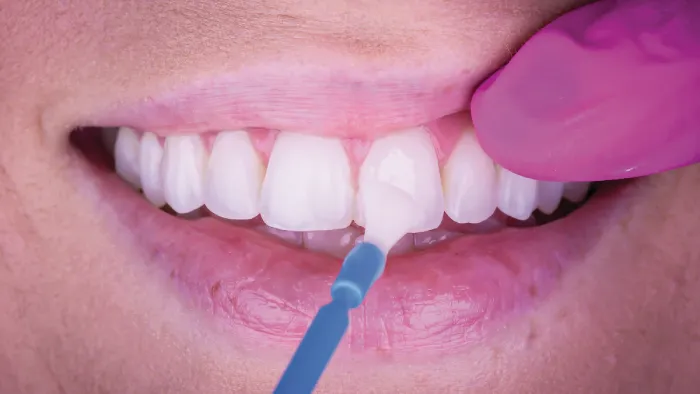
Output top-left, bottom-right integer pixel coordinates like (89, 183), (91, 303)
(273, 242), (386, 394)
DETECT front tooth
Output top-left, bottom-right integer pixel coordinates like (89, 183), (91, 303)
(442, 132), (498, 223)
(537, 181), (564, 215)
(205, 131), (263, 220)
(356, 128), (444, 232)
(114, 127), (141, 189)
(162, 135), (207, 214)
(497, 168), (538, 220)
(260, 132), (354, 231)
(139, 132), (166, 207)
(563, 182), (590, 203)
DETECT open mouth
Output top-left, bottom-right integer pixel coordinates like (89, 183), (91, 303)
(69, 109), (624, 359)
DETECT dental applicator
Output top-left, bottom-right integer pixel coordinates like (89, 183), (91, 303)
(273, 182), (418, 394)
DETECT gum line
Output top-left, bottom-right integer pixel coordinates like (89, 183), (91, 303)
(114, 111), (469, 168)
(176, 207), (536, 258)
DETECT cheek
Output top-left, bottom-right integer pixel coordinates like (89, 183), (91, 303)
(506, 170), (700, 391)
(568, 171), (700, 387)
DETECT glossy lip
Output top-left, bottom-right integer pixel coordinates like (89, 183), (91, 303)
(82, 65), (475, 138)
(71, 130), (630, 362)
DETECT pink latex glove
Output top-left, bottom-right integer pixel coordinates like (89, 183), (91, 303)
(471, 0), (700, 182)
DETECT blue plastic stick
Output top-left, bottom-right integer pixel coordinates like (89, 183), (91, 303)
(273, 242), (385, 394)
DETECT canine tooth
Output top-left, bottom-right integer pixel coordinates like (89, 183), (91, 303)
(139, 132), (166, 207)
(114, 127), (141, 189)
(563, 182), (590, 203)
(260, 132), (354, 231)
(497, 168), (538, 220)
(162, 135), (207, 214)
(356, 128), (444, 232)
(413, 230), (458, 250)
(537, 181), (565, 215)
(205, 131), (263, 220)
(442, 132), (498, 223)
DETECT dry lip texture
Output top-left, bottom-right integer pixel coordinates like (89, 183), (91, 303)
(76, 69), (473, 139)
(70, 129), (626, 362)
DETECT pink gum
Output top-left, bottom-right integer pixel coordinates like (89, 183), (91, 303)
(150, 111), (470, 168)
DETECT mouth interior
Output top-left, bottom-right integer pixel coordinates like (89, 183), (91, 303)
(69, 122), (596, 260)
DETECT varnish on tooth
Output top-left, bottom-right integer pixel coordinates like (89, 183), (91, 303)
(355, 128), (443, 232)
(361, 180), (419, 255)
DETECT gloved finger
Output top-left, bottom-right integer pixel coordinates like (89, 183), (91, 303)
(470, 0), (700, 182)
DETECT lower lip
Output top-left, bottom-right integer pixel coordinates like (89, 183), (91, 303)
(72, 131), (628, 361)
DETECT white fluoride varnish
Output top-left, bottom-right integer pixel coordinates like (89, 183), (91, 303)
(361, 180), (420, 256)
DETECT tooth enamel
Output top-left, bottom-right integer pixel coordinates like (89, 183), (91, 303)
(497, 168), (538, 221)
(442, 132), (498, 223)
(204, 131), (263, 220)
(563, 182), (590, 203)
(260, 132), (354, 231)
(114, 122), (590, 229)
(162, 135), (207, 214)
(356, 128), (444, 232)
(537, 181), (565, 215)
(139, 132), (166, 207)
(114, 127), (142, 189)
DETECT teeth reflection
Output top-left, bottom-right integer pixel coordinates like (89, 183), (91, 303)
(303, 228), (362, 258)
(256, 225), (304, 246)
(414, 230), (459, 250)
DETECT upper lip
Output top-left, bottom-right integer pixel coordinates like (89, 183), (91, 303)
(75, 65), (479, 138)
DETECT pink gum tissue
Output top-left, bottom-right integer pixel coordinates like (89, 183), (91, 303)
(146, 111), (469, 169)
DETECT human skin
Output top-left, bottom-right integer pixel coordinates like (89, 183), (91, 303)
(1, 0), (699, 393)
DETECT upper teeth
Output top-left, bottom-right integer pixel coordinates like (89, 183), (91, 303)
(260, 132), (354, 231)
(139, 131), (166, 207)
(162, 135), (208, 214)
(355, 128), (444, 233)
(442, 132), (498, 224)
(206, 131), (264, 220)
(112, 126), (589, 231)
